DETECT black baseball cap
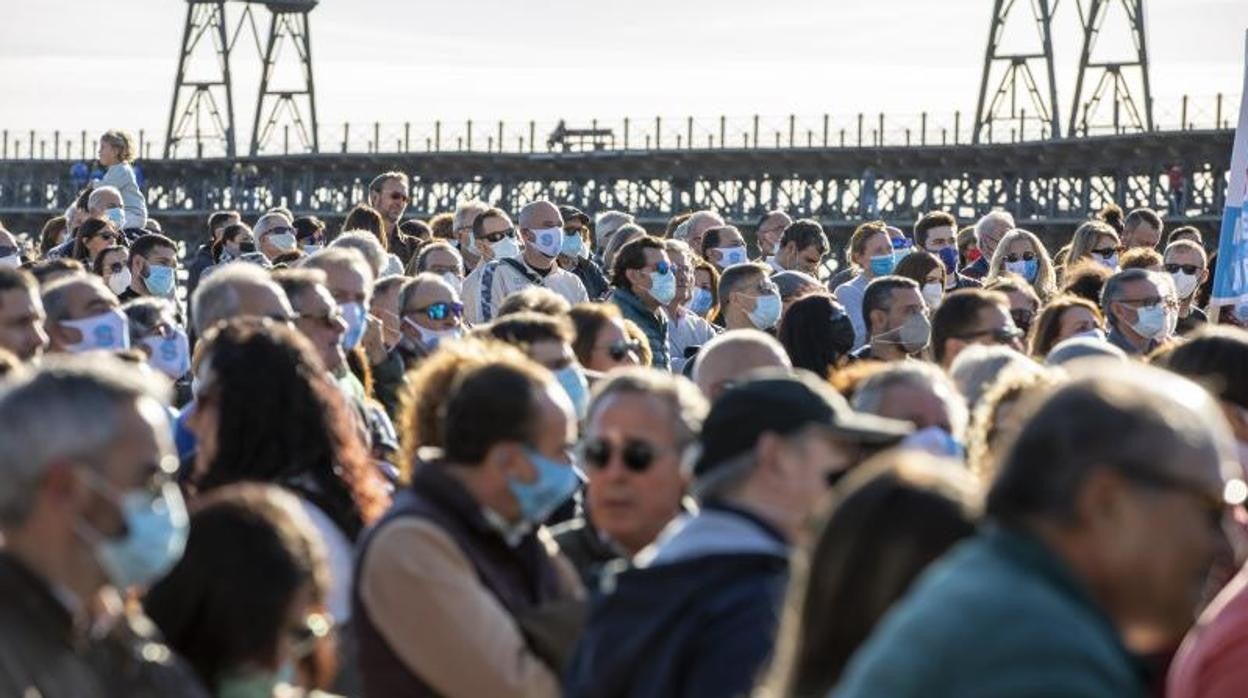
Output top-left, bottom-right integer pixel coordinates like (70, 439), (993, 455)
(694, 368), (912, 478)
(559, 205), (590, 226)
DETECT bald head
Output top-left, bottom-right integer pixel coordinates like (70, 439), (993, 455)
(518, 200), (562, 230)
(693, 329), (792, 401)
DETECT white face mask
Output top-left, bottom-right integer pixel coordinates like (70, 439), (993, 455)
(921, 282), (943, 309)
(529, 227), (564, 258)
(107, 268), (133, 295)
(1171, 270), (1200, 300)
(60, 308), (130, 353)
(491, 236), (521, 260)
(716, 246), (748, 268)
(441, 272), (463, 296)
(140, 328), (191, 379)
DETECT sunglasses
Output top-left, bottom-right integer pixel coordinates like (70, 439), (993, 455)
(604, 339), (643, 362)
(957, 326), (1025, 344)
(1164, 263), (1202, 275)
(1091, 246), (1124, 258)
(297, 307), (345, 330)
(1010, 309), (1034, 327)
(1004, 251), (1036, 263)
(105, 261), (126, 274)
(481, 228), (516, 244)
(652, 260), (671, 275)
(409, 301), (463, 321)
(581, 437), (664, 473)
(388, 192), (409, 202)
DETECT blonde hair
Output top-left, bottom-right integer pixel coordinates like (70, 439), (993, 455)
(100, 130), (135, 162)
(1067, 220), (1119, 267)
(985, 229), (1058, 302)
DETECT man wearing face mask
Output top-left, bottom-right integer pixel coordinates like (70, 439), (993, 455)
(41, 274), (131, 354)
(663, 239), (719, 374)
(1163, 240), (1210, 336)
(484, 313), (592, 421)
(1102, 268), (1174, 356)
(478, 201), (588, 324)
(354, 358), (585, 697)
(45, 186), (129, 261)
(123, 298), (194, 404)
(0, 356), (208, 697)
(915, 211), (982, 291)
(557, 205), (609, 301)
(962, 210), (1015, 280)
(770, 219), (830, 277)
(609, 236), (674, 370)
(272, 269), (348, 375)
(119, 234), (179, 304)
(754, 209), (793, 263)
(851, 362), (970, 461)
(254, 212), (298, 263)
(853, 276), (930, 362)
(719, 263), (784, 332)
(370, 273), (465, 417)
(410, 241), (465, 294)
(566, 369), (911, 698)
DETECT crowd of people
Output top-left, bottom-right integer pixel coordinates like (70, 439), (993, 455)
(1, 129), (1248, 698)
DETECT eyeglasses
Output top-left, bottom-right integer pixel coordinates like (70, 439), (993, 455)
(1117, 295), (1180, 311)
(956, 326), (1025, 344)
(408, 301), (464, 321)
(1164, 263), (1202, 275)
(1003, 251), (1036, 263)
(651, 260), (671, 275)
(104, 261), (126, 274)
(388, 192), (409, 203)
(480, 228), (516, 244)
(297, 307), (345, 330)
(1091, 246), (1124, 258)
(602, 339), (643, 362)
(580, 437), (667, 473)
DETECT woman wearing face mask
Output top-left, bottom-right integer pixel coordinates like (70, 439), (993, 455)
(93, 245), (132, 296)
(213, 223), (256, 263)
(986, 229), (1058, 303)
(834, 221), (895, 350)
(145, 484), (337, 698)
(71, 218), (122, 265)
(97, 130), (149, 233)
(699, 225), (750, 272)
(689, 259), (721, 320)
(1066, 221), (1123, 276)
(894, 251), (947, 311)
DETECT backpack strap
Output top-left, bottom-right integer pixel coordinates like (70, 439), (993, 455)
(480, 260), (501, 322)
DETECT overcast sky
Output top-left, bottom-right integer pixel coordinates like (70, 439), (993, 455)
(0, 0), (1243, 148)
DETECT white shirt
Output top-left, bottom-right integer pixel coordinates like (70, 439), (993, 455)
(297, 497), (355, 623)
(667, 307), (719, 373)
(465, 257), (588, 324)
(834, 272), (872, 350)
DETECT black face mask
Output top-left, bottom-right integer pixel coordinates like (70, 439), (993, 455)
(239, 241), (257, 254)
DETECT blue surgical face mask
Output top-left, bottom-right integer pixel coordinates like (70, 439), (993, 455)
(555, 365), (590, 418)
(104, 207), (126, 229)
(688, 287), (714, 315)
(560, 233), (585, 259)
(1005, 258), (1039, 283)
(508, 449), (581, 526)
(869, 253), (896, 277)
(936, 246), (959, 275)
(1131, 303), (1168, 339)
(144, 263), (177, 297)
(78, 474), (189, 589)
(61, 309), (130, 353)
(648, 270), (677, 305)
(339, 302), (367, 350)
(901, 426), (965, 461)
(748, 292), (782, 330)
(302, 243), (323, 256)
(140, 329), (191, 379)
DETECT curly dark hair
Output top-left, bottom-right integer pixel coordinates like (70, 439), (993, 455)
(194, 318), (387, 540)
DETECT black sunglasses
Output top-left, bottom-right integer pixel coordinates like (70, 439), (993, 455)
(409, 301), (463, 321)
(1164, 263), (1202, 275)
(605, 339), (642, 362)
(1010, 309), (1034, 327)
(581, 437), (663, 473)
(957, 326), (1024, 344)
(1091, 246), (1123, 258)
(1004, 251), (1036, 263)
(480, 228), (516, 244)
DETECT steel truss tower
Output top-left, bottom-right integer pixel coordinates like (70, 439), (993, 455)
(249, 5), (319, 156)
(974, 0), (1061, 143)
(1069, 0), (1153, 136)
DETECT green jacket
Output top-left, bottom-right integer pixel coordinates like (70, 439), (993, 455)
(836, 525), (1146, 697)
(610, 288), (670, 371)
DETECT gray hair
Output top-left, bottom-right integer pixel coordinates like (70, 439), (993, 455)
(399, 273), (455, 314)
(192, 262), (285, 334)
(41, 274), (112, 324)
(1099, 267), (1153, 325)
(987, 364), (1239, 524)
(87, 185), (122, 212)
(852, 362), (969, 438)
(663, 238), (694, 259)
(603, 223), (647, 271)
(1044, 336), (1127, 366)
(586, 367), (709, 453)
(948, 345), (1043, 410)
(453, 200), (491, 233)
(974, 210), (1015, 243)
(301, 247), (375, 288)
(329, 230), (387, 278)
(0, 355), (169, 526)
(252, 212), (290, 238)
(121, 296), (179, 338)
(595, 211), (635, 253)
